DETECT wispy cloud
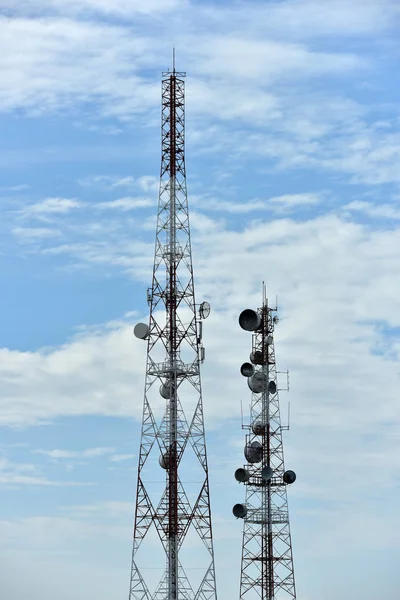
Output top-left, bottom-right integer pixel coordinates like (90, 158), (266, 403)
(343, 200), (400, 219)
(109, 453), (135, 463)
(4, 0), (183, 18)
(78, 175), (158, 192)
(21, 197), (80, 217)
(189, 192), (322, 214)
(8, 184), (31, 192)
(95, 197), (154, 211)
(79, 175), (136, 189)
(12, 226), (62, 240)
(35, 447), (115, 459)
(1, 2), (399, 186)
(0, 456), (90, 486)
(268, 193), (322, 211)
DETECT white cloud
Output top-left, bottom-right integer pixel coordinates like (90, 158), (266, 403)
(189, 193), (322, 214)
(192, 37), (365, 83)
(12, 226), (62, 240)
(0, 0), (185, 18)
(194, 0), (400, 41)
(21, 197), (80, 216)
(109, 454), (135, 462)
(0, 17), (160, 116)
(190, 195), (267, 214)
(0, 456), (90, 486)
(0, 318), (144, 427)
(78, 175), (124, 188)
(0, 3), (399, 185)
(78, 175), (155, 191)
(2, 211), (400, 442)
(109, 177), (135, 188)
(35, 447), (115, 459)
(136, 175), (159, 193)
(1, 210), (400, 597)
(343, 200), (400, 219)
(10, 184), (31, 192)
(268, 193), (322, 207)
(95, 197), (154, 211)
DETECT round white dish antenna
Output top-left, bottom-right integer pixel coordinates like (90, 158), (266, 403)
(199, 301), (211, 319)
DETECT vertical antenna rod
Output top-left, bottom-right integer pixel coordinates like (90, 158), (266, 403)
(130, 62), (217, 600)
(234, 292), (297, 600)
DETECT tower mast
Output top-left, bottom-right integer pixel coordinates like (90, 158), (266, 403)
(130, 63), (217, 600)
(233, 287), (297, 600)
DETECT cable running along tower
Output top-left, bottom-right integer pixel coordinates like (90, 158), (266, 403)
(130, 63), (217, 600)
(233, 289), (296, 600)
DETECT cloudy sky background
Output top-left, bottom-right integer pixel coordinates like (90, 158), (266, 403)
(1, 0), (400, 598)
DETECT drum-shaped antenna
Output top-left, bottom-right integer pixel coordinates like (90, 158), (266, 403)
(252, 421), (265, 436)
(160, 381), (175, 399)
(268, 381), (277, 394)
(266, 335), (273, 345)
(244, 441), (262, 463)
(159, 453), (169, 470)
(134, 323), (149, 340)
(250, 351), (265, 365)
(283, 470), (296, 484)
(235, 468), (250, 483)
(240, 362), (255, 377)
(239, 309), (261, 332)
(261, 466), (273, 481)
(232, 503), (247, 519)
(248, 372), (267, 393)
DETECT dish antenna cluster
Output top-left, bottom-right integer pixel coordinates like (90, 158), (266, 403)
(233, 287), (297, 600)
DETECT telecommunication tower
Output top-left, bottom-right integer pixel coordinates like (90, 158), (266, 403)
(233, 288), (296, 600)
(130, 63), (217, 600)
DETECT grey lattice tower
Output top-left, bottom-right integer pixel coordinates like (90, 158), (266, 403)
(129, 64), (217, 600)
(233, 288), (296, 600)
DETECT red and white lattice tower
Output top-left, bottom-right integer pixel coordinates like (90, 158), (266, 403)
(233, 287), (297, 600)
(129, 62), (217, 600)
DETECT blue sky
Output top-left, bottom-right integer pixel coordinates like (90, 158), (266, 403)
(1, 0), (400, 598)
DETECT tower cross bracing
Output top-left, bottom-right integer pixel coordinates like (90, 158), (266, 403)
(129, 65), (217, 600)
(234, 290), (297, 600)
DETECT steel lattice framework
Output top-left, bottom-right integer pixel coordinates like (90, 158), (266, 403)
(129, 65), (217, 600)
(234, 290), (296, 600)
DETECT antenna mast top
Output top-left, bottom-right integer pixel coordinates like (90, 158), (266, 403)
(162, 49), (186, 78)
